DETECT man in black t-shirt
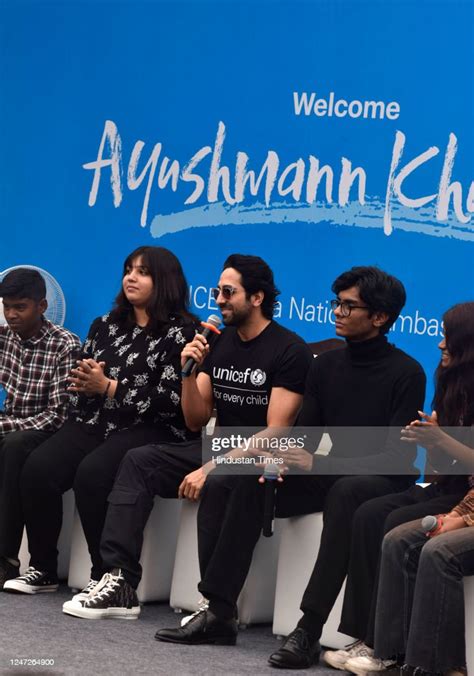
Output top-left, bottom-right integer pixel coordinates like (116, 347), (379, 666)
(200, 320), (310, 428)
(156, 265), (425, 662)
(155, 253), (312, 643)
(63, 253), (310, 622)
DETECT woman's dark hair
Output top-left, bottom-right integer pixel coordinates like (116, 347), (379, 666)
(223, 253), (280, 319)
(110, 246), (197, 333)
(332, 266), (406, 334)
(434, 302), (474, 426)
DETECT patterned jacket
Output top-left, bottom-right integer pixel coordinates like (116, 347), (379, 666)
(71, 313), (198, 440)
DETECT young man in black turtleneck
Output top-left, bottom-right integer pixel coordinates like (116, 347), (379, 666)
(268, 266), (426, 669)
(156, 266), (425, 665)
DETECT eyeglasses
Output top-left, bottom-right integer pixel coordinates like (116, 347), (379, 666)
(211, 285), (239, 301)
(330, 299), (370, 317)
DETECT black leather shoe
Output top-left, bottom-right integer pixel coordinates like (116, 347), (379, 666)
(155, 609), (238, 645)
(268, 628), (321, 669)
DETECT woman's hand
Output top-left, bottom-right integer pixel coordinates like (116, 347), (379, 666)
(429, 513), (466, 537)
(401, 410), (445, 450)
(68, 359), (109, 396)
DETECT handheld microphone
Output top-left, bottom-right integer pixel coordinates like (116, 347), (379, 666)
(181, 314), (221, 378)
(421, 514), (443, 536)
(262, 464), (280, 537)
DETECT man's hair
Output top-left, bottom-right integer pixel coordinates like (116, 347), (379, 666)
(331, 266), (406, 334)
(0, 268), (47, 302)
(223, 254), (280, 320)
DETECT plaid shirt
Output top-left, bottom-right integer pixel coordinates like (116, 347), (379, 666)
(0, 319), (80, 436)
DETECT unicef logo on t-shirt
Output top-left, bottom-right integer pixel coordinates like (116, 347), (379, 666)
(0, 265), (66, 326)
(250, 369), (267, 387)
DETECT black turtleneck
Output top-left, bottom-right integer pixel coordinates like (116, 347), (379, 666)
(297, 333), (426, 475)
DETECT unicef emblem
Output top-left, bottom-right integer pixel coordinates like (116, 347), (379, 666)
(0, 265), (66, 326)
(250, 369), (267, 386)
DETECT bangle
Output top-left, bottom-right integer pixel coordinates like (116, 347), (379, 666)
(104, 379), (112, 397)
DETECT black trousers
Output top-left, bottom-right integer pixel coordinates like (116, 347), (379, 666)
(20, 421), (161, 578)
(197, 472), (410, 626)
(338, 482), (467, 645)
(0, 429), (51, 559)
(100, 441), (202, 588)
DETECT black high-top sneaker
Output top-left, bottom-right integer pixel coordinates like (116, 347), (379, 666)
(62, 569), (140, 620)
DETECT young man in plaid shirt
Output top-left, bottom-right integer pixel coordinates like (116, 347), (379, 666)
(0, 268), (80, 587)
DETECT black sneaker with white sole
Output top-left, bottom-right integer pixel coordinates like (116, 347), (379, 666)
(3, 567), (58, 594)
(62, 569), (140, 620)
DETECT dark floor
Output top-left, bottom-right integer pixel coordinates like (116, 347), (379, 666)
(0, 584), (341, 675)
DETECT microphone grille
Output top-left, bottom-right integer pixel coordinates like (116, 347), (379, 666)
(421, 515), (438, 531)
(206, 314), (221, 329)
(263, 464), (280, 479)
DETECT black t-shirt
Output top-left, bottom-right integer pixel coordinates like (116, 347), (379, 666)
(201, 321), (312, 428)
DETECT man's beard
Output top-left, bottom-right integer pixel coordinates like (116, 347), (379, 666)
(221, 303), (252, 327)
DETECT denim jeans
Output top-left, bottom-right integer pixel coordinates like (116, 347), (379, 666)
(374, 518), (474, 672)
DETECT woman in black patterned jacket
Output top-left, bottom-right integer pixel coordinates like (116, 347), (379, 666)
(3, 246), (199, 595)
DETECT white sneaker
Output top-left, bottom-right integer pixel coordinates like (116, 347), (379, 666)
(180, 597), (209, 626)
(346, 654), (397, 675)
(324, 640), (374, 670)
(71, 579), (99, 602)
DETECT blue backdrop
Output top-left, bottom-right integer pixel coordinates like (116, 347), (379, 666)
(1, 0), (473, 407)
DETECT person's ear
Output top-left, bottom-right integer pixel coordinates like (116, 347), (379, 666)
(251, 290), (264, 307)
(38, 298), (48, 315)
(372, 311), (389, 329)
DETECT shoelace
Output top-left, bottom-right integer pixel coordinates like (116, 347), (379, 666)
(83, 573), (121, 606)
(16, 567), (43, 583)
(285, 628), (311, 651)
(80, 579), (99, 595)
